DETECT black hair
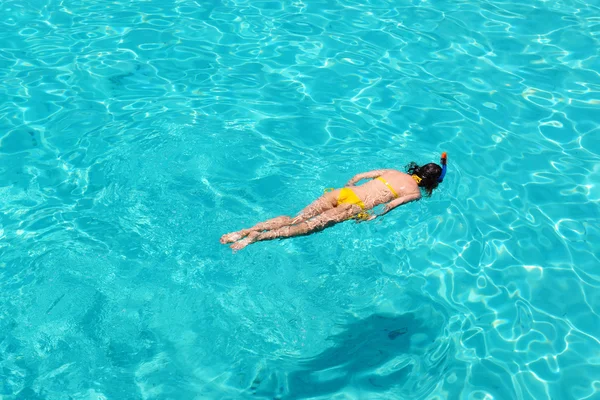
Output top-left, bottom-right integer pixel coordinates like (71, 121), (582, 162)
(406, 162), (442, 197)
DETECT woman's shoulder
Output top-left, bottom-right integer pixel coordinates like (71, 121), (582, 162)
(384, 169), (407, 176)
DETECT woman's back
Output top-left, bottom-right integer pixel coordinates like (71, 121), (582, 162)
(352, 169), (421, 209)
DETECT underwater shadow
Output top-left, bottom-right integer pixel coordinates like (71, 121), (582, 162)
(280, 312), (449, 399)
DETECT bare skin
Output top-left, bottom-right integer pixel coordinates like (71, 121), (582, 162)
(220, 169), (422, 250)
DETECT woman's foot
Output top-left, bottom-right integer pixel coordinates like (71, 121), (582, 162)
(220, 230), (251, 244)
(230, 232), (260, 251)
(220, 216), (294, 244)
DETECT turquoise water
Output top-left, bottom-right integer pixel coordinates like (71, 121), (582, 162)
(1, 0), (600, 398)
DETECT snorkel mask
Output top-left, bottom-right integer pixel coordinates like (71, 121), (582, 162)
(437, 152), (447, 183)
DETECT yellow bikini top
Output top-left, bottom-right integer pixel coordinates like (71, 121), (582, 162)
(376, 177), (399, 198)
(412, 174), (422, 184)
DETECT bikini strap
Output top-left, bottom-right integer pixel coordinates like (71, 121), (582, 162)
(376, 177), (399, 198)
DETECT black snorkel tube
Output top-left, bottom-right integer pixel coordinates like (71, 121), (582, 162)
(437, 152), (447, 183)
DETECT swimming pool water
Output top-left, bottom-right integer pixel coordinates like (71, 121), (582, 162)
(1, 0), (600, 398)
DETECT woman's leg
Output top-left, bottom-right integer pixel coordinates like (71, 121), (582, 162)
(220, 190), (339, 244)
(291, 190), (339, 224)
(220, 216), (293, 244)
(230, 204), (359, 250)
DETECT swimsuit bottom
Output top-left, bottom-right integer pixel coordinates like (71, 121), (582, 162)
(336, 188), (369, 220)
(325, 177), (398, 221)
(336, 187), (366, 209)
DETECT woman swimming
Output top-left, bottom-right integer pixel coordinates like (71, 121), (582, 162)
(221, 153), (447, 250)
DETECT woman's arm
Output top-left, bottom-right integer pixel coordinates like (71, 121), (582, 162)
(346, 169), (389, 186)
(367, 193), (421, 220)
